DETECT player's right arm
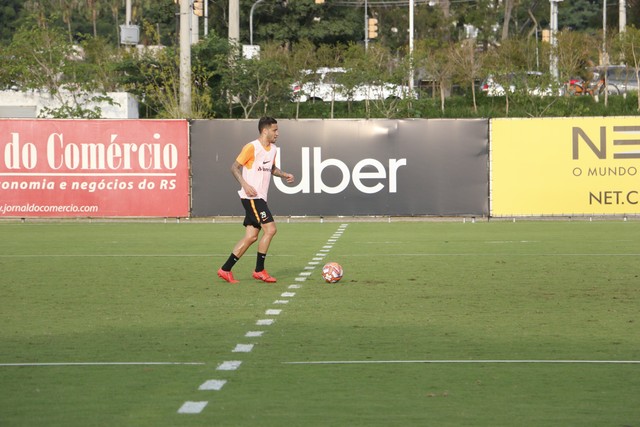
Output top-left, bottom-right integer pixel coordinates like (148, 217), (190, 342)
(231, 143), (258, 197)
(231, 161), (258, 197)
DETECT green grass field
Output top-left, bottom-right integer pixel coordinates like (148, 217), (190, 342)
(1, 219), (639, 426)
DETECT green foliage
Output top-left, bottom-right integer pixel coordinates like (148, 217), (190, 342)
(1, 22), (72, 92)
(449, 39), (484, 112)
(257, 91), (640, 119)
(117, 45), (211, 119)
(559, 0), (602, 31)
(0, 0), (22, 45)
(0, 18), (116, 118)
(38, 93), (117, 119)
(191, 32), (233, 116)
(3, 2), (640, 119)
(220, 44), (289, 118)
(413, 39), (455, 113)
(247, 0), (362, 46)
(557, 30), (597, 82)
(613, 26), (640, 111)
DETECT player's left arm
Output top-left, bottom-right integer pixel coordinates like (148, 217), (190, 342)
(271, 165), (295, 183)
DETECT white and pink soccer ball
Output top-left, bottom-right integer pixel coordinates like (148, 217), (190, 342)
(322, 262), (344, 283)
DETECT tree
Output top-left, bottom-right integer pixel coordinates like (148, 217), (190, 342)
(354, 44), (412, 119)
(192, 31), (232, 116)
(559, 0), (602, 31)
(616, 26), (640, 110)
(378, 1), (453, 50)
(133, 0), (177, 46)
(107, 0), (121, 42)
(449, 39), (484, 113)
(220, 43), (288, 118)
(248, 0), (362, 46)
(2, 21), (73, 92)
(58, 0), (80, 43)
(341, 44), (375, 117)
(80, 36), (121, 91)
(1, 19), (114, 117)
(502, 0), (514, 41)
(556, 30), (597, 83)
(288, 39), (322, 119)
(482, 39), (526, 116)
(0, 0), (23, 44)
(454, 0), (500, 46)
(116, 25), (215, 118)
(414, 40), (454, 114)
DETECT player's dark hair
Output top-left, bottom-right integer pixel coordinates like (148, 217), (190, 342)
(258, 116), (277, 133)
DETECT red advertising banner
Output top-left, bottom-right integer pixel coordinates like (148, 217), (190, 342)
(0, 119), (189, 217)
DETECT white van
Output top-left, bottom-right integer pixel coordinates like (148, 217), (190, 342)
(291, 67), (413, 102)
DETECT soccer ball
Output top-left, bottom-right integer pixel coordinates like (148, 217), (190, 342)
(322, 262), (343, 283)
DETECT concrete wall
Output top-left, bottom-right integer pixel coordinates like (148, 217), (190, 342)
(0, 90), (139, 119)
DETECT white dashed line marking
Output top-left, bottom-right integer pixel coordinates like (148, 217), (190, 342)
(232, 344), (254, 353)
(217, 361), (242, 371)
(178, 401), (208, 414)
(198, 379), (227, 391)
(181, 223), (348, 415)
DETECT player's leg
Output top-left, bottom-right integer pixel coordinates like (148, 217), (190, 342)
(218, 199), (262, 283)
(218, 226), (259, 283)
(233, 225), (260, 258)
(257, 221), (277, 255)
(252, 201), (277, 283)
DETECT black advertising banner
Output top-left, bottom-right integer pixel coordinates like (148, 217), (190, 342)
(191, 119), (489, 217)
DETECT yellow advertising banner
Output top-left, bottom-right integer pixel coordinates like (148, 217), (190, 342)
(491, 117), (640, 216)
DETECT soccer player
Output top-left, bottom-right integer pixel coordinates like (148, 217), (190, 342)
(217, 117), (295, 284)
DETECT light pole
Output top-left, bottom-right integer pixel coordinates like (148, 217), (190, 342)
(126, 0), (132, 25)
(602, 0), (608, 64)
(409, 0), (414, 91)
(204, 0), (208, 36)
(229, 0), (240, 45)
(364, 0), (369, 50)
(250, 0), (265, 45)
(179, 0), (192, 116)
(549, 0), (561, 80)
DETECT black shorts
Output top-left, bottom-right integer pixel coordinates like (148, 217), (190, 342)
(241, 198), (274, 229)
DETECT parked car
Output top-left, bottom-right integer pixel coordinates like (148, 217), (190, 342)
(592, 65), (640, 95)
(291, 67), (414, 102)
(481, 71), (564, 97)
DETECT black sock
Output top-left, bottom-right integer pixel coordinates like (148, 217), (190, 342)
(221, 253), (239, 271)
(256, 252), (266, 272)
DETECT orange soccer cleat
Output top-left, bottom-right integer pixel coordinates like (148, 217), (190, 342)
(252, 270), (277, 283)
(217, 268), (239, 284)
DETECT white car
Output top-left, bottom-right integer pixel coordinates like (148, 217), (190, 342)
(291, 67), (413, 102)
(481, 71), (564, 97)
